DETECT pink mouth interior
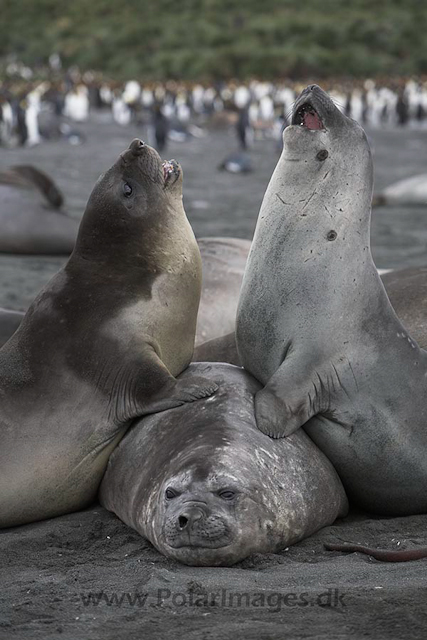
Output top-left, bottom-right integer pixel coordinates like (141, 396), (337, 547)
(294, 103), (325, 130)
(304, 110), (323, 130)
(162, 161), (174, 181)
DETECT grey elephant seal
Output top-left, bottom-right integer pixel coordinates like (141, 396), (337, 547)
(0, 139), (216, 528)
(196, 237), (250, 346)
(99, 362), (348, 566)
(236, 84), (427, 516)
(193, 263), (427, 367)
(0, 165), (79, 254)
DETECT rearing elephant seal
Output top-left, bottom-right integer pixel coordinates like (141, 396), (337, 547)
(0, 139), (216, 528)
(99, 363), (348, 566)
(236, 85), (427, 516)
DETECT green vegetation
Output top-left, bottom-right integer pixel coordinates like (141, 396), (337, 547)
(2, 0), (427, 80)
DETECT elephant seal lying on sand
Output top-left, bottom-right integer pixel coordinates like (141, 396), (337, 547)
(99, 362), (348, 566)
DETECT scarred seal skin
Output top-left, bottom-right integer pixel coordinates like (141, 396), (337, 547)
(0, 139), (216, 528)
(99, 362), (348, 567)
(236, 85), (427, 516)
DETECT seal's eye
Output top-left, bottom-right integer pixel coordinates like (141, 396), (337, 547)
(123, 182), (133, 197)
(165, 488), (178, 500)
(218, 490), (236, 501)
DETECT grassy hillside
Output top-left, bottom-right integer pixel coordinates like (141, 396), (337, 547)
(2, 0), (427, 80)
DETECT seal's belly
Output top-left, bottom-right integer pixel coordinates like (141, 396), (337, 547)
(0, 417), (124, 528)
(0, 372), (125, 528)
(304, 380), (427, 515)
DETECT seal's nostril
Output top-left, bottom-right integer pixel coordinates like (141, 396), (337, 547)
(178, 515), (188, 530)
(129, 138), (146, 156)
(317, 150), (329, 161)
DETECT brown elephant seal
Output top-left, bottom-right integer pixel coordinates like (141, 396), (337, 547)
(196, 237), (250, 346)
(99, 362), (348, 566)
(236, 85), (427, 515)
(0, 165), (78, 254)
(0, 139), (216, 529)
(0, 236), (250, 349)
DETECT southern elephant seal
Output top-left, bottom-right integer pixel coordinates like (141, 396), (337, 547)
(0, 139), (216, 528)
(99, 362), (348, 566)
(0, 165), (79, 254)
(236, 85), (427, 515)
(0, 237), (250, 351)
(0, 252), (422, 360)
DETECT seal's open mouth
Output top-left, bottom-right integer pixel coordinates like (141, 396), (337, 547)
(162, 159), (180, 186)
(293, 103), (324, 130)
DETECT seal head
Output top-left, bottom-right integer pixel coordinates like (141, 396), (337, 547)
(75, 138), (184, 268)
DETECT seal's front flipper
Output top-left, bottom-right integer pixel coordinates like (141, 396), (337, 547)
(255, 355), (322, 438)
(108, 344), (218, 423)
(145, 375), (218, 415)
